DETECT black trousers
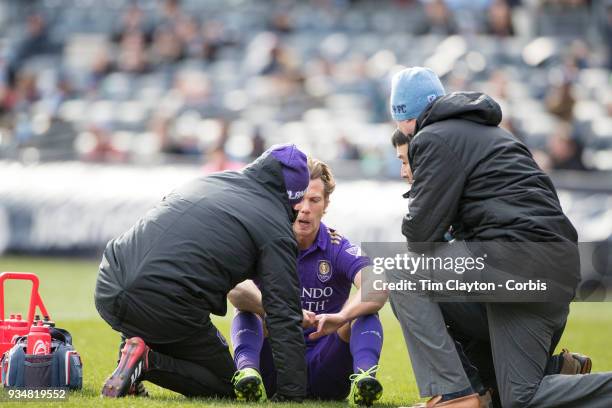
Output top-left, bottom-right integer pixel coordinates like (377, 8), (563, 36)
(96, 291), (236, 398)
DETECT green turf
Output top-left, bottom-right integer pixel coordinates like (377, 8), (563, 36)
(1, 255), (611, 407)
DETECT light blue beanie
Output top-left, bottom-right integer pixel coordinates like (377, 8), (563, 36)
(390, 67), (446, 121)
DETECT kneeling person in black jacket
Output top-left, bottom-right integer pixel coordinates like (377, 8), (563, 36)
(387, 67), (612, 408)
(95, 144), (309, 400)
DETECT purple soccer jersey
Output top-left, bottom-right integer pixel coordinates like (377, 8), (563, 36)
(298, 223), (370, 340)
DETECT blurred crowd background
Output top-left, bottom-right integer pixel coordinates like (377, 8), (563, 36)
(0, 0), (610, 176)
(0, 0), (611, 255)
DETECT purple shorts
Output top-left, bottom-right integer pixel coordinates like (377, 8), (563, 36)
(260, 333), (353, 400)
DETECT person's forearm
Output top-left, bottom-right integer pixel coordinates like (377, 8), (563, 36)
(338, 286), (386, 322)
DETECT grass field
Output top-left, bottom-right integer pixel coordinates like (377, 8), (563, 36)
(1, 255), (612, 407)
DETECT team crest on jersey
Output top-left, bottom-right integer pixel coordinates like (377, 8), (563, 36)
(317, 260), (333, 283)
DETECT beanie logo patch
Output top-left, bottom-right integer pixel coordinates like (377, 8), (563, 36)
(392, 104), (407, 115)
(288, 189), (306, 201)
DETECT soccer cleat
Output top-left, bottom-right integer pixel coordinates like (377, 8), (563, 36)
(101, 337), (150, 398)
(128, 381), (149, 397)
(232, 367), (267, 402)
(348, 365), (383, 407)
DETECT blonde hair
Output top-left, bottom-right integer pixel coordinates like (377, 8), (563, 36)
(308, 157), (336, 201)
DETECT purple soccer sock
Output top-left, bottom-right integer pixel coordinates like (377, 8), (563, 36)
(231, 312), (264, 371)
(350, 314), (383, 374)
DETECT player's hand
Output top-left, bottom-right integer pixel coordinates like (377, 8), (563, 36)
(308, 313), (347, 340)
(302, 309), (316, 328)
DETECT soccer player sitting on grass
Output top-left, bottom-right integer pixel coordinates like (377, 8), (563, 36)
(228, 157), (387, 406)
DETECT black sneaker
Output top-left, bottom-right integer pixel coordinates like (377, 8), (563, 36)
(128, 380), (149, 397)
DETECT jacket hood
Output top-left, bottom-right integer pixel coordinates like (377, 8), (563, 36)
(242, 151), (297, 222)
(416, 92), (502, 133)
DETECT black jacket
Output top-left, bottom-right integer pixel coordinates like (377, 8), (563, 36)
(402, 92), (580, 286)
(96, 153), (306, 397)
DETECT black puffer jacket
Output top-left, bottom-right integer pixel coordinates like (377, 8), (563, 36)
(403, 92), (580, 287)
(403, 92), (578, 244)
(95, 152), (306, 397)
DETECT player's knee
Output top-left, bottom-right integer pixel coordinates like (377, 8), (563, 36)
(227, 287), (241, 306)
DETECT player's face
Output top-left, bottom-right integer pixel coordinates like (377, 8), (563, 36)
(293, 178), (328, 239)
(396, 143), (413, 184)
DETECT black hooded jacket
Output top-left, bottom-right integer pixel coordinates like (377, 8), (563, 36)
(402, 92), (578, 287)
(403, 92), (578, 244)
(95, 152), (306, 397)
